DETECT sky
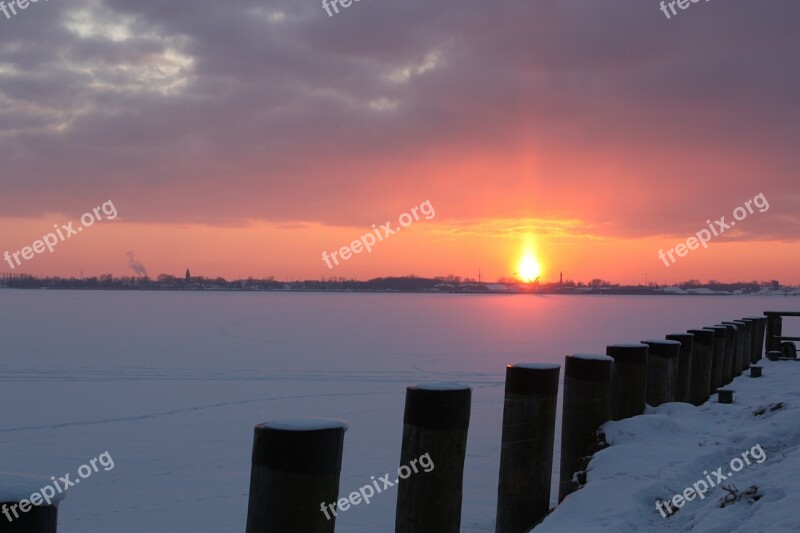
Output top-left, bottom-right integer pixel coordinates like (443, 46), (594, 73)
(0, 0), (798, 284)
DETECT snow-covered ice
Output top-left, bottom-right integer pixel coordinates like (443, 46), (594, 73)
(0, 291), (796, 532)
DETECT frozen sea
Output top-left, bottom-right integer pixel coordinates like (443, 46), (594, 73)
(0, 291), (794, 532)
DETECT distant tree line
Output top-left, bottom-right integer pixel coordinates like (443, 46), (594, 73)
(0, 273), (790, 294)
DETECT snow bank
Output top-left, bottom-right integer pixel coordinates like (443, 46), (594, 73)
(536, 358), (800, 532)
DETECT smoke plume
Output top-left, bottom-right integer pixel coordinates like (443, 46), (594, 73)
(126, 252), (148, 277)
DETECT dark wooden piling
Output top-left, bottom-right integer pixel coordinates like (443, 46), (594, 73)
(740, 318), (758, 365)
(739, 318), (754, 368)
(721, 321), (744, 377)
(781, 342), (798, 358)
(245, 418), (347, 533)
(0, 504), (58, 533)
(496, 364), (560, 533)
(745, 317), (767, 362)
(606, 344), (649, 420)
(702, 326), (727, 391)
(0, 473), (61, 533)
(396, 383), (471, 533)
(755, 317), (767, 361)
(716, 324), (736, 385)
(558, 354), (613, 502)
(687, 329), (715, 405)
(641, 339), (680, 406)
(731, 320), (750, 373)
(764, 312), (784, 354)
(665, 334), (693, 403)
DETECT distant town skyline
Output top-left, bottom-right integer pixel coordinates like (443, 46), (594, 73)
(0, 270), (794, 290)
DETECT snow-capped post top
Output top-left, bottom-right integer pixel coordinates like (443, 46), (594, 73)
(570, 354), (614, 361)
(666, 333), (694, 345)
(262, 418), (349, 432)
(702, 325), (728, 338)
(687, 328), (715, 345)
(251, 418), (347, 475)
(606, 343), (648, 350)
(412, 382), (470, 391)
(505, 363), (561, 396)
(641, 339), (681, 358)
(642, 339), (681, 347)
(564, 354), (613, 382)
(404, 383), (471, 430)
(720, 321), (743, 334)
(246, 417), (347, 532)
(0, 473), (67, 506)
(512, 362), (561, 370)
(606, 344), (649, 364)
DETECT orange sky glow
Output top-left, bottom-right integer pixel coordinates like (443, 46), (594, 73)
(1, 1), (797, 284)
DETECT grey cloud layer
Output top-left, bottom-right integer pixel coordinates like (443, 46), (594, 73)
(0, 0), (798, 238)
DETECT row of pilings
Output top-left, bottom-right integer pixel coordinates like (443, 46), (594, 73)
(239, 315), (767, 532)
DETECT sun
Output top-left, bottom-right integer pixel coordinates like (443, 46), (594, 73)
(517, 255), (542, 283)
